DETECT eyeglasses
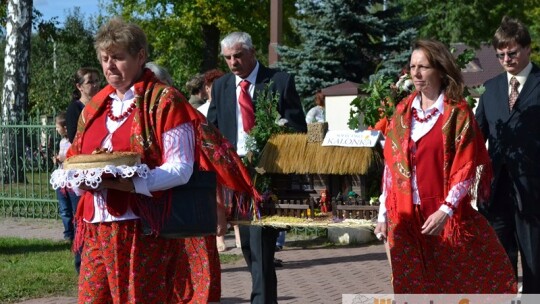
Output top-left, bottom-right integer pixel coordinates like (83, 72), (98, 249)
(83, 80), (99, 86)
(495, 50), (519, 60)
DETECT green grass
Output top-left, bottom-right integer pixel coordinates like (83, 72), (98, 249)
(0, 236), (244, 303)
(0, 171), (55, 198)
(219, 252), (244, 264)
(0, 237), (78, 303)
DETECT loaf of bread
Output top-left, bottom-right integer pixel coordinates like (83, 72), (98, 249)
(63, 151), (141, 170)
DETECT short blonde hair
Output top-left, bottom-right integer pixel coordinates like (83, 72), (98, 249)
(94, 17), (148, 62)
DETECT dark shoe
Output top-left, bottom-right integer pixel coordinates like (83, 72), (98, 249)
(274, 258), (283, 267)
(275, 245), (283, 252)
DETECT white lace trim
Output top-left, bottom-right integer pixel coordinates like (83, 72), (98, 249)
(50, 164), (150, 190)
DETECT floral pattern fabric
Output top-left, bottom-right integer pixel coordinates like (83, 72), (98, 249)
(175, 236), (221, 303)
(78, 220), (183, 304)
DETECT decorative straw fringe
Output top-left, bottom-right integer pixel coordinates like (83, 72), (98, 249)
(257, 133), (382, 175)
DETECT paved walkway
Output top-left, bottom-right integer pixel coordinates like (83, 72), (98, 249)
(1, 217), (392, 303)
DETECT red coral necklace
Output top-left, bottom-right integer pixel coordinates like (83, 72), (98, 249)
(107, 100), (136, 121)
(412, 107), (439, 123)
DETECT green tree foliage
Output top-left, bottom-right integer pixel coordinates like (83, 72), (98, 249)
(369, 3), (419, 79)
(275, 0), (417, 107)
(105, 0), (297, 92)
(396, 0), (540, 63)
(29, 9), (101, 115)
(395, 0), (540, 47)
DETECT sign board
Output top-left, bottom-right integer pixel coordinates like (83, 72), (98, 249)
(322, 130), (382, 148)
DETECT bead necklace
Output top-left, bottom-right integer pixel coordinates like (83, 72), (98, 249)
(412, 107), (439, 123)
(107, 100), (136, 121)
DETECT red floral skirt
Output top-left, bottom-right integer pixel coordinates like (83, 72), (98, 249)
(78, 220), (185, 304)
(175, 236), (221, 303)
(388, 206), (517, 294)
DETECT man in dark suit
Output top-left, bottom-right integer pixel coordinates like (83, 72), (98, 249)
(475, 16), (540, 293)
(207, 31), (306, 303)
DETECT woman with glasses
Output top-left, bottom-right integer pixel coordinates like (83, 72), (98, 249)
(66, 67), (101, 143)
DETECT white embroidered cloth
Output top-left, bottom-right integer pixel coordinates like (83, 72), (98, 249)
(50, 164), (150, 190)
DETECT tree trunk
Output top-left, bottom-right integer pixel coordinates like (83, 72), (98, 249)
(200, 23), (220, 73)
(2, 0), (32, 123)
(1, 0), (32, 183)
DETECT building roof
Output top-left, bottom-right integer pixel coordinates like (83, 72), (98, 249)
(321, 81), (359, 96)
(453, 43), (504, 94)
(256, 133), (382, 175)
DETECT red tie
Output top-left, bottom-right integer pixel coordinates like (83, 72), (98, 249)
(239, 80), (255, 132)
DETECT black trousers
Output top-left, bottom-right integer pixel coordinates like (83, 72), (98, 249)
(482, 168), (540, 293)
(239, 225), (279, 304)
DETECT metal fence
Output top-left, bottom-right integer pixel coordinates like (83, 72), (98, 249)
(0, 114), (60, 218)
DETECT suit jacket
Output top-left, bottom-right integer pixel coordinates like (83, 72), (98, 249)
(475, 63), (540, 215)
(207, 63), (307, 147)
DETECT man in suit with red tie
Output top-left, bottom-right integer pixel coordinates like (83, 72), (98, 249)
(475, 16), (540, 293)
(207, 31), (306, 303)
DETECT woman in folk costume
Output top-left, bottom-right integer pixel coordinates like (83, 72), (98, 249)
(374, 39), (517, 293)
(68, 17), (258, 303)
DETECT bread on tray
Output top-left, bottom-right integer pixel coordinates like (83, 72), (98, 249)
(63, 150), (141, 170)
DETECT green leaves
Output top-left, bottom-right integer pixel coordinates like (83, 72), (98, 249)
(244, 83), (293, 192)
(246, 83), (286, 160)
(455, 48), (482, 109)
(348, 74), (410, 130)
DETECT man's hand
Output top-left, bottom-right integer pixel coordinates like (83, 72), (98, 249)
(421, 210), (449, 235)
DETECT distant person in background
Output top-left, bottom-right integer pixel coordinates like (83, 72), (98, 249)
(145, 62), (173, 86)
(52, 111), (81, 273)
(62, 67), (100, 275)
(65, 67), (100, 143)
(186, 73), (207, 108)
(305, 90), (325, 123)
(198, 69), (225, 118)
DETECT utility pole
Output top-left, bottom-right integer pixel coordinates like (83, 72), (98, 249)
(269, 0), (282, 66)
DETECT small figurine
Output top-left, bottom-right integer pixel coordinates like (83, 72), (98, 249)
(348, 191), (357, 205)
(320, 189), (329, 213)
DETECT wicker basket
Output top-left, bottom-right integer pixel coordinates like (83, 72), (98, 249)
(307, 122), (328, 143)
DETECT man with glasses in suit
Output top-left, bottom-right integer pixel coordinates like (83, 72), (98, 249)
(475, 16), (540, 294)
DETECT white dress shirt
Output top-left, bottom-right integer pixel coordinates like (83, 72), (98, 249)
(235, 62), (260, 156)
(507, 62), (532, 97)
